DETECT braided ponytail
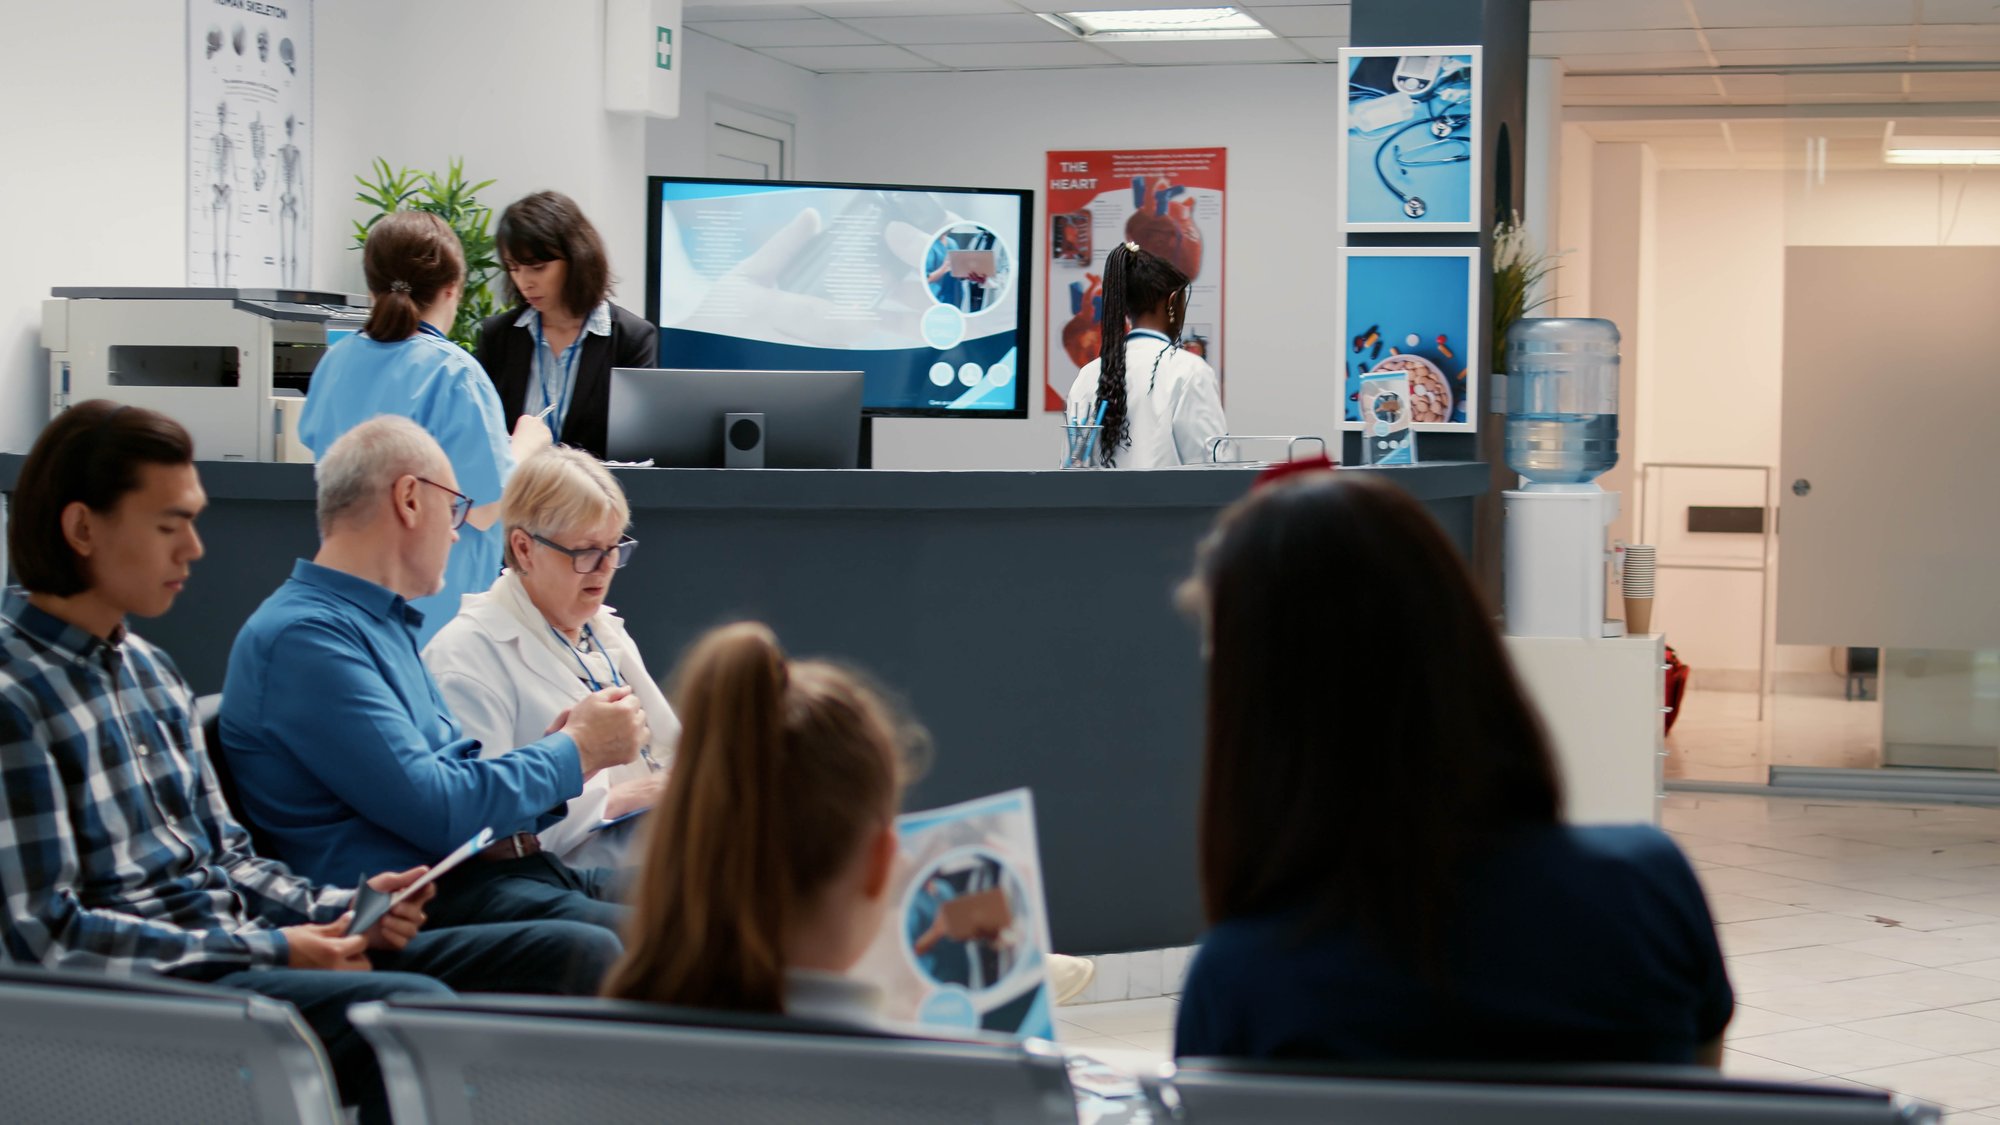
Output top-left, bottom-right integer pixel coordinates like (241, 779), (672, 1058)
(1093, 241), (1193, 467)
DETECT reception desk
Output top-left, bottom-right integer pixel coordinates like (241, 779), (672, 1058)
(0, 457), (1488, 953)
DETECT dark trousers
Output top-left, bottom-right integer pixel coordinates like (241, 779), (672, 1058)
(211, 919), (620, 1125)
(426, 851), (630, 935)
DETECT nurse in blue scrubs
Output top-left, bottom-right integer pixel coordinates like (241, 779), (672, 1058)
(299, 210), (551, 644)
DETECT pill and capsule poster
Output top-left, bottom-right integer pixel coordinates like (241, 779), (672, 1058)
(1043, 148), (1226, 412)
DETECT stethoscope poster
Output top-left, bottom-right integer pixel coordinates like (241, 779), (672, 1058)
(847, 788), (1057, 1040)
(1338, 247), (1479, 432)
(1042, 148), (1226, 412)
(1337, 47), (1480, 233)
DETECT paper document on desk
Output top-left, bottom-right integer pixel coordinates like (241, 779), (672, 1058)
(850, 788), (1056, 1040)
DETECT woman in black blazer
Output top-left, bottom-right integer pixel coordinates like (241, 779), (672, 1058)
(476, 191), (660, 459)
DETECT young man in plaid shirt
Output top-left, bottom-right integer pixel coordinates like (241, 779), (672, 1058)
(0, 401), (620, 1124)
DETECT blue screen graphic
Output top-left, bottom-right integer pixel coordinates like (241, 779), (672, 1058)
(649, 179), (1030, 416)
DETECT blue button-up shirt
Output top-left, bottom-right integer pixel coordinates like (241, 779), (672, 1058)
(519, 300), (612, 438)
(219, 561), (582, 885)
(298, 322), (514, 646)
(0, 590), (350, 978)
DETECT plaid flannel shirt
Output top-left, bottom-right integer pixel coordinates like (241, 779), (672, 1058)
(0, 589), (351, 978)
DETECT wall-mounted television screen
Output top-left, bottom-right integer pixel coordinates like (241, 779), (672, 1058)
(646, 176), (1032, 418)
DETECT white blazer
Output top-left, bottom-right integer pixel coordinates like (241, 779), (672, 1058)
(1066, 331), (1229, 468)
(423, 571), (681, 865)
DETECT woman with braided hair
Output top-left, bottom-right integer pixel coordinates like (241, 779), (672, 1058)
(1063, 241), (1227, 468)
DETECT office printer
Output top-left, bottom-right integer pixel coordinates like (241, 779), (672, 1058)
(41, 287), (371, 462)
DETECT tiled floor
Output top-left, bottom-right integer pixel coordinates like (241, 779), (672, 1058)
(1667, 684), (1884, 783)
(1059, 792), (2000, 1121)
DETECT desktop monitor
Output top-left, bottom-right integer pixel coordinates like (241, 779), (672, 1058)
(645, 176), (1033, 419)
(606, 368), (865, 469)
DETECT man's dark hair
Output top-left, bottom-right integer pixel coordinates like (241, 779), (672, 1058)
(9, 401), (195, 596)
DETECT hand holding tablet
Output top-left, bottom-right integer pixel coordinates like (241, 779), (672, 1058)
(349, 827), (494, 935)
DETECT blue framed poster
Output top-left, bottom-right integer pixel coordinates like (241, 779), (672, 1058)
(1337, 46), (1481, 233)
(1339, 247), (1479, 432)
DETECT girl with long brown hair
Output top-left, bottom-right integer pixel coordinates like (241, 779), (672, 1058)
(604, 622), (910, 1021)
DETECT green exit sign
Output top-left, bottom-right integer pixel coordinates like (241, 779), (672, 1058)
(656, 27), (673, 70)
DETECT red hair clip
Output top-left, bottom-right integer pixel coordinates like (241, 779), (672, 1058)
(1253, 454), (1337, 490)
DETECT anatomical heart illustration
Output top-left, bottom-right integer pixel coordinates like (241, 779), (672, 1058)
(1043, 148), (1226, 413)
(1124, 176), (1203, 281)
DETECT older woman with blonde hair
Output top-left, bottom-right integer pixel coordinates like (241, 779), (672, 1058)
(425, 447), (679, 869)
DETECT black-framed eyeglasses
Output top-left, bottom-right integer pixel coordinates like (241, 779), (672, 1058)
(530, 532), (638, 573)
(415, 477), (473, 530)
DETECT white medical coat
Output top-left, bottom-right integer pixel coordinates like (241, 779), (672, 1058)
(423, 571), (681, 867)
(1065, 332), (1228, 468)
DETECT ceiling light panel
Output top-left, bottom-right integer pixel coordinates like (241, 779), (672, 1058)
(1046, 7), (1275, 40)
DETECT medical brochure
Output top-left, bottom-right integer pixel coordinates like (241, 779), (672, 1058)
(850, 788), (1058, 1040)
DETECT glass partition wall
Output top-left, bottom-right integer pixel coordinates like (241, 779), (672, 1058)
(1602, 68), (2000, 798)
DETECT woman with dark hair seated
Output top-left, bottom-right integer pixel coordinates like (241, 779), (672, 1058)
(1173, 469), (1732, 1067)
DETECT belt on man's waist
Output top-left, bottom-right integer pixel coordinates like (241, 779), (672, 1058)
(475, 831), (543, 862)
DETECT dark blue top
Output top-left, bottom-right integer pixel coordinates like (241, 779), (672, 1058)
(1175, 824), (1732, 1065)
(219, 561), (582, 884)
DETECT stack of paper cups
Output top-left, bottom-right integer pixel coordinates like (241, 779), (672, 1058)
(1622, 544), (1657, 634)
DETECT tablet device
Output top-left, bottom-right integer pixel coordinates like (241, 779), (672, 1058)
(349, 827), (495, 935)
(946, 249), (997, 279)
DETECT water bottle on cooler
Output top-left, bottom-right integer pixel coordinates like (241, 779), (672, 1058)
(1503, 318), (1621, 486)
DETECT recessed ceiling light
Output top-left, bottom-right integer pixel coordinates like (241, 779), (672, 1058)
(1042, 7), (1274, 42)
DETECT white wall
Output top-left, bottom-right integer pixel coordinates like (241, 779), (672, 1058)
(813, 64), (1344, 470)
(1644, 170), (1785, 676)
(0, 1), (186, 452)
(314, 1), (648, 304)
(1553, 123), (1595, 318)
(646, 30), (824, 181)
(1586, 143), (1654, 560)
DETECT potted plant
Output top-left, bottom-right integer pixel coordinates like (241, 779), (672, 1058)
(1490, 213), (1561, 389)
(352, 158), (500, 351)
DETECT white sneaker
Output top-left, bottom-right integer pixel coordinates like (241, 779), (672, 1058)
(1048, 953), (1096, 1005)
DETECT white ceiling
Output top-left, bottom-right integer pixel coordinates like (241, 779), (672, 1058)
(685, 0), (2000, 91)
(687, 0), (2000, 171)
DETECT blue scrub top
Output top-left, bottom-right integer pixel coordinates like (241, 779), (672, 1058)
(298, 324), (513, 645)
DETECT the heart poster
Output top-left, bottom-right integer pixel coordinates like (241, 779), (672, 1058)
(1043, 148), (1226, 412)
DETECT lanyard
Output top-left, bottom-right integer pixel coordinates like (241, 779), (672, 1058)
(553, 623), (623, 691)
(534, 319), (586, 437)
(553, 623), (661, 771)
(1127, 329), (1178, 394)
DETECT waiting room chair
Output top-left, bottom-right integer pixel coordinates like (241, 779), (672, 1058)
(350, 993), (1078, 1125)
(1144, 1059), (1942, 1124)
(0, 965), (343, 1125)
(195, 691), (281, 858)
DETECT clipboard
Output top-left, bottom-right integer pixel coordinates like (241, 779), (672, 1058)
(591, 809), (648, 834)
(349, 827), (494, 935)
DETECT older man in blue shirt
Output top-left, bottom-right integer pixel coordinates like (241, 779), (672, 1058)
(221, 416), (648, 935)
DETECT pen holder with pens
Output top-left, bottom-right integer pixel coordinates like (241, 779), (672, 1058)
(1062, 424), (1103, 469)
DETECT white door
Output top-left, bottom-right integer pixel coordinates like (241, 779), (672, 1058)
(1778, 245), (2000, 653)
(707, 103), (792, 180)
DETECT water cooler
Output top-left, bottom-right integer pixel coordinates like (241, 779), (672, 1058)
(1502, 318), (1623, 639)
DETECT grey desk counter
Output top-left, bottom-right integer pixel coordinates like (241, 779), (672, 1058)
(0, 456), (1486, 954)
